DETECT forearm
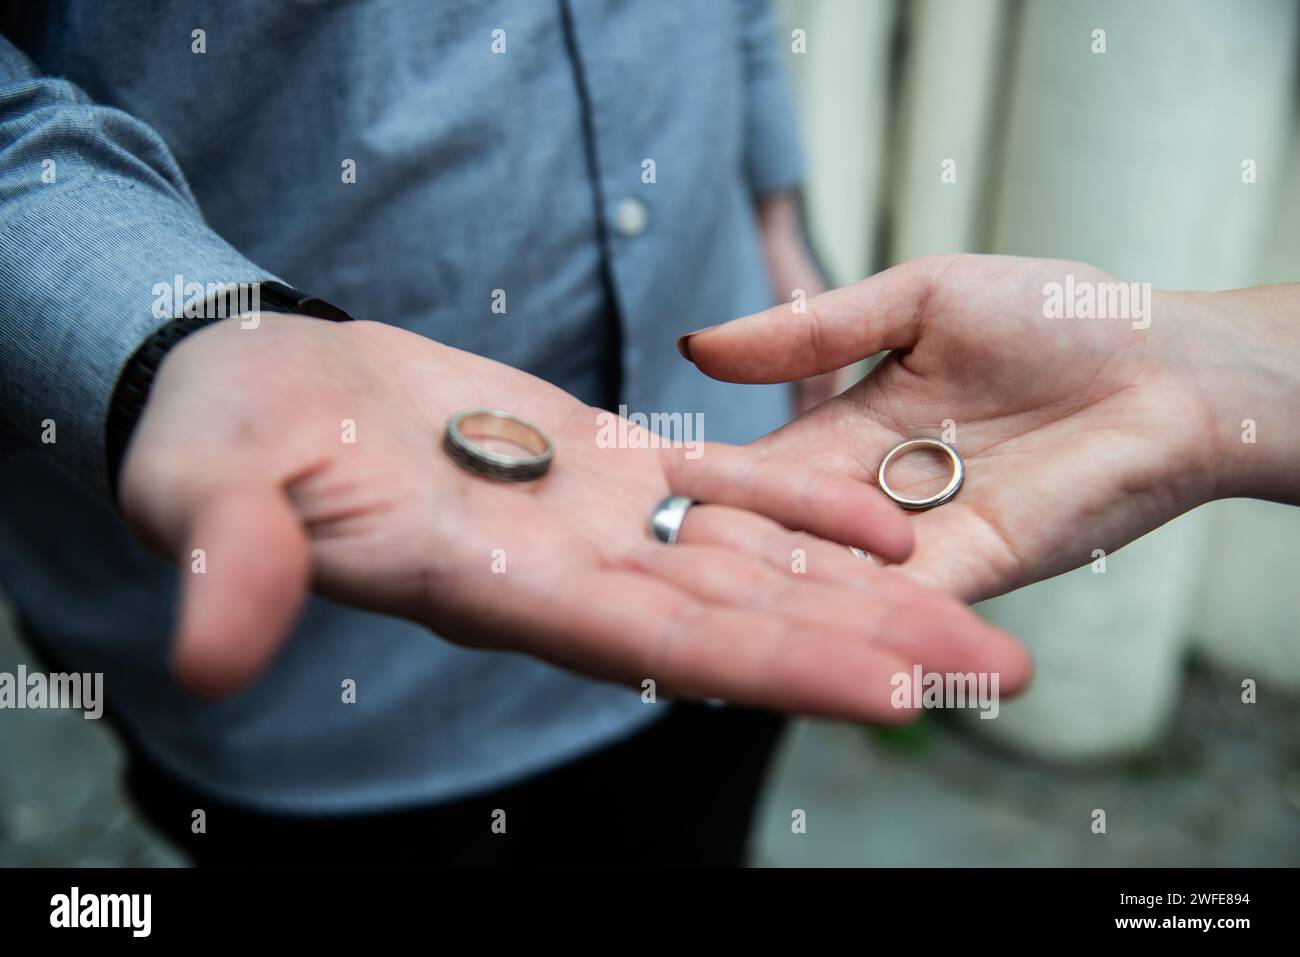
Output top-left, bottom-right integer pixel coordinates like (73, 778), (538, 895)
(0, 38), (272, 493)
(1162, 284), (1300, 505)
(755, 191), (824, 300)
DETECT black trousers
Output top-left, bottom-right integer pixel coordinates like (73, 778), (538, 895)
(125, 703), (786, 867)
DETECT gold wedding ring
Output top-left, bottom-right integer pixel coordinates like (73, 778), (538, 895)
(876, 438), (964, 511)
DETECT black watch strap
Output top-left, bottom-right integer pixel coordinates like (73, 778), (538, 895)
(105, 280), (354, 501)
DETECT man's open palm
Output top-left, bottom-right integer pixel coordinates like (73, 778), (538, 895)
(120, 313), (1029, 716)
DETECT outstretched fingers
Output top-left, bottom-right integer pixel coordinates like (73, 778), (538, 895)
(540, 565), (921, 723)
(665, 443), (913, 563)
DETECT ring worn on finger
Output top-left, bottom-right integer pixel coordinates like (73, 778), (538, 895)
(649, 495), (694, 544)
(876, 437), (964, 511)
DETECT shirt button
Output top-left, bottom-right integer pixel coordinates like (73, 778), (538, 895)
(613, 197), (648, 238)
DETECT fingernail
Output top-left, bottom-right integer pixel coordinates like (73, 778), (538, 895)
(676, 324), (717, 361)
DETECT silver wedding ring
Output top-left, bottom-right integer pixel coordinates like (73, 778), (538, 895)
(877, 437), (964, 511)
(649, 495), (694, 544)
(443, 409), (554, 482)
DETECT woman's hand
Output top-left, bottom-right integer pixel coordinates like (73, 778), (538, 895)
(119, 313), (1029, 717)
(680, 254), (1300, 602)
(754, 190), (850, 415)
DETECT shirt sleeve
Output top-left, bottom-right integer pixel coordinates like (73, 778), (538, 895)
(735, 0), (807, 197)
(0, 36), (276, 496)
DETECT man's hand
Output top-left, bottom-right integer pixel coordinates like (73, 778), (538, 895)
(680, 255), (1300, 602)
(119, 313), (1029, 717)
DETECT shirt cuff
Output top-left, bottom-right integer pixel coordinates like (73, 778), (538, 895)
(744, 59), (807, 197)
(0, 177), (277, 496)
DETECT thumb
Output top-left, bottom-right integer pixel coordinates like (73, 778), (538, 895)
(677, 257), (948, 383)
(172, 484), (310, 696)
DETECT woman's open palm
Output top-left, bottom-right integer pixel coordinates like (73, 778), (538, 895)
(683, 255), (1221, 601)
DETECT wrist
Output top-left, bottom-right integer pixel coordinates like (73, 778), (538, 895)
(755, 190), (827, 298)
(1162, 286), (1300, 504)
(106, 282), (354, 503)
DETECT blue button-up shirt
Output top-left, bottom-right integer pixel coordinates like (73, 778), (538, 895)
(0, 0), (803, 811)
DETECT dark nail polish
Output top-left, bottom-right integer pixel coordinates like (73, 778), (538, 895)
(676, 324), (717, 362)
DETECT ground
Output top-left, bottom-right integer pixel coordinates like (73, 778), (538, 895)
(1, 610), (1296, 867)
